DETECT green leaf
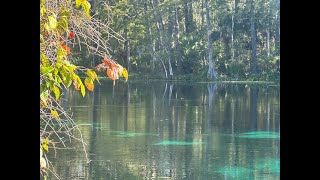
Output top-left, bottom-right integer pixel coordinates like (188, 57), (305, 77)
(40, 85), (47, 95)
(57, 48), (67, 61)
(52, 85), (60, 100)
(40, 66), (54, 75)
(59, 9), (70, 17)
(54, 68), (59, 76)
(59, 68), (72, 87)
(55, 62), (63, 69)
(59, 16), (68, 32)
(86, 69), (99, 83)
(82, 1), (91, 18)
(40, 34), (45, 43)
(46, 72), (54, 81)
(56, 75), (62, 83)
(48, 15), (57, 30)
(40, 54), (49, 66)
(63, 61), (77, 72)
(48, 81), (54, 90)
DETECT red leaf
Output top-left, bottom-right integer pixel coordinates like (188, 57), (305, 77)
(69, 31), (75, 39)
(102, 59), (113, 68)
(62, 45), (71, 55)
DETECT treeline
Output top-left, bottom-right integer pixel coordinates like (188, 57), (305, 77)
(79, 0), (280, 81)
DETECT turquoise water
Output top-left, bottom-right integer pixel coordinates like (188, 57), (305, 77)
(48, 81), (280, 179)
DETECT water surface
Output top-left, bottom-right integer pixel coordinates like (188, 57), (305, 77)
(48, 81), (280, 180)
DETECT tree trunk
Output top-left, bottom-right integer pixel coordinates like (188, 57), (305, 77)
(223, 33), (231, 61)
(168, 6), (174, 77)
(250, 0), (257, 75)
(205, 0), (217, 79)
(174, 3), (182, 74)
(233, 0), (239, 61)
(189, 0), (195, 31)
(201, 0), (205, 27)
(231, 15), (234, 61)
(124, 27), (130, 72)
(184, 0), (194, 33)
(266, 28), (270, 57)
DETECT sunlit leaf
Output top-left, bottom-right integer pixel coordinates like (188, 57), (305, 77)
(59, 16), (68, 31)
(82, 1), (91, 18)
(55, 62), (63, 69)
(80, 83), (85, 96)
(44, 137), (49, 144)
(40, 90), (49, 107)
(51, 110), (59, 120)
(59, 9), (71, 17)
(40, 34), (45, 43)
(40, 54), (50, 66)
(86, 69), (99, 83)
(84, 77), (94, 91)
(54, 68), (58, 76)
(65, 73), (72, 88)
(122, 68), (128, 81)
(117, 65), (123, 76)
(44, 23), (50, 32)
(75, 0), (85, 8)
(63, 61), (77, 71)
(40, 7), (46, 17)
(42, 144), (49, 152)
(57, 48), (67, 61)
(48, 15), (57, 30)
(40, 147), (43, 158)
(106, 68), (115, 80)
(40, 67), (54, 75)
(52, 85), (60, 100)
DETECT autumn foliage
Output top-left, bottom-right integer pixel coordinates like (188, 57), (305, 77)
(95, 54), (128, 84)
(40, 0), (127, 178)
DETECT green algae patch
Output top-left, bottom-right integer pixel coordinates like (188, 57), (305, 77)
(153, 141), (205, 145)
(111, 131), (156, 137)
(253, 158), (280, 174)
(238, 131), (280, 139)
(215, 166), (252, 178)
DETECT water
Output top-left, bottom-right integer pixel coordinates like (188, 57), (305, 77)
(48, 80), (280, 180)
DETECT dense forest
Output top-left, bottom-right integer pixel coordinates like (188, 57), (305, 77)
(74, 0), (280, 81)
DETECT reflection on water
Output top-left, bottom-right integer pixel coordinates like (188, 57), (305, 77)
(48, 81), (280, 180)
